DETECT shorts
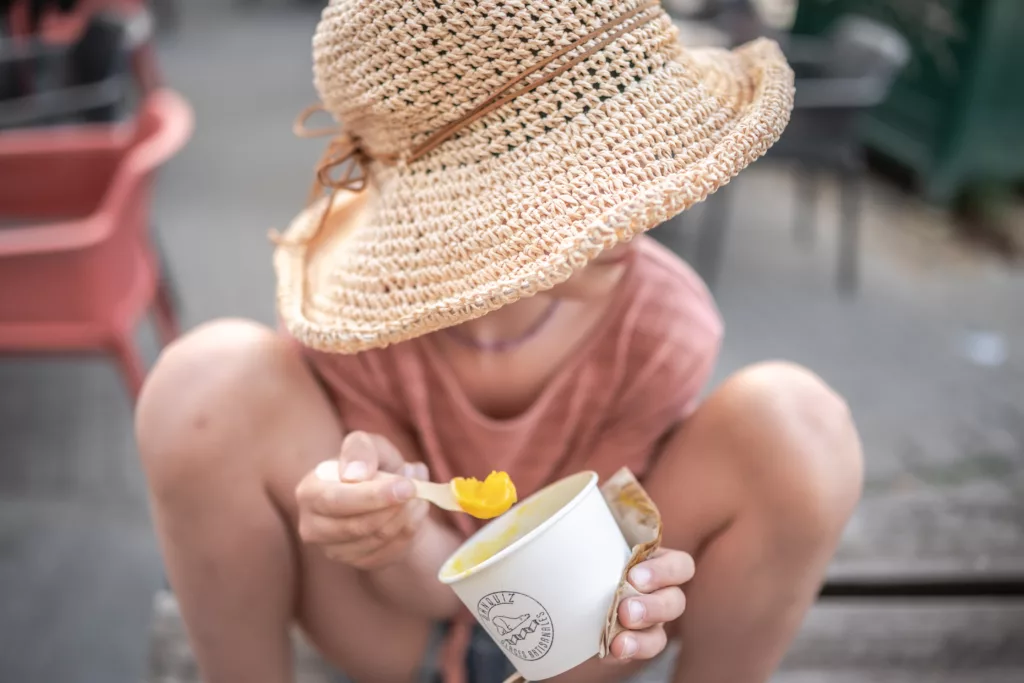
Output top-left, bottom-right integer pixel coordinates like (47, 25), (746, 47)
(416, 622), (517, 683)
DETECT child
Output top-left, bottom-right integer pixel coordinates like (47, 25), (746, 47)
(135, 1), (863, 682)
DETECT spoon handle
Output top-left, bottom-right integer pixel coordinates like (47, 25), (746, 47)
(314, 461), (462, 512)
(412, 480), (463, 512)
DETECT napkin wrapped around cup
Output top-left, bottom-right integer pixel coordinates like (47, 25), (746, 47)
(503, 468), (663, 682)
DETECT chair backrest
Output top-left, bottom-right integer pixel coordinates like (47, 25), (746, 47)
(827, 15), (911, 84)
(0, 89), (192, 257)
(0, 123), (128, 220)
(784, 14), (911, 111)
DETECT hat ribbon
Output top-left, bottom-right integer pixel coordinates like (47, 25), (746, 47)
(272, 0), (661, 248)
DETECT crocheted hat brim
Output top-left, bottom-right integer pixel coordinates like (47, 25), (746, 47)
(275, 39), (793, 353)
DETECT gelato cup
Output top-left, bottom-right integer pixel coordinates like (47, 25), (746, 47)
(439, 471), (631, 681)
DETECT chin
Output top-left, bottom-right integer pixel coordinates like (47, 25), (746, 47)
(548, 263), (628, 300)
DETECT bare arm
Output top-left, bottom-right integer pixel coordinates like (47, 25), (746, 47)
(363, 511), (464, 620)
(296, 429), (464, 621)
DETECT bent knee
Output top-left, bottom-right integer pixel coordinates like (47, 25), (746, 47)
(135, 319), (307, 486)
(716, 361), (863, 531)
(724, 361), (853, 441)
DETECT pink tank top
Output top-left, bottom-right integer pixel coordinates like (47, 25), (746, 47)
(297, 238), (723, 539)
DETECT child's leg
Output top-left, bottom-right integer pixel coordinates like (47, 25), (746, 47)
(135, 320), (433, 683)
(556, 361), (861, 683)
(654, 361), (863, 683)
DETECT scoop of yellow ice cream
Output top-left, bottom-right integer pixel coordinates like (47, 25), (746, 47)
(451, 471), (518, 519)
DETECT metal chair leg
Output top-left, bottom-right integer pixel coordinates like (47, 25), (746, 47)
(693, 183), (733, 291)
(150, 225), (182, 346)
(794, 164), (817, 247)
(837, 168), (861, 294)
(152, 280), (181, 348)
(149, 0), (181, 35)
(110, 329), (146, 401)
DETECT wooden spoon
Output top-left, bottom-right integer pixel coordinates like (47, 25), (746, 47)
(315, 460), (463, 512)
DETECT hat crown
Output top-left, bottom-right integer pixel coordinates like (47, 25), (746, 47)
(312, 0), (680, 163)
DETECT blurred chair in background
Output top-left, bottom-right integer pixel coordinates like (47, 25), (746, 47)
(664, 2), (909, 294)
(0, 90), (192, 400)
(0, 1), (190, 402)
(1, 0), (163, 112)
(767, 15), (910, 293)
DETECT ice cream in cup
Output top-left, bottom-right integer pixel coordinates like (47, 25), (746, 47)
(438, 471), (632, 681)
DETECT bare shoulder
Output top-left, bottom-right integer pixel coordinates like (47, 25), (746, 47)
(596, 239), (724, 415)
(629, 237), (723, 356)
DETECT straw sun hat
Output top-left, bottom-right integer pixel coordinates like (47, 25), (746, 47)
(273, 0), (794, 354)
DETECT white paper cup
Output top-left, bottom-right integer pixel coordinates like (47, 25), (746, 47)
(438, 471), (631, 681)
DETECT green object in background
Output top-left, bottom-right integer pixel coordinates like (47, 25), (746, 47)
(793, 0), (1024, 205)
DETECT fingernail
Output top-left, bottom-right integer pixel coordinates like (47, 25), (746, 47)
(415, 463), (430, 481)
(399, 463), (417, 478)
(630, 566), (652, 589)
(392, 479), (415, 502)
(627, 599), (645, 625)
(620, 634), (638, 659)
(342, 461), (368, 481)
(315, 461), (339, 482)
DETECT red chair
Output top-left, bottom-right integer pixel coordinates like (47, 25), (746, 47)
(0, 89), (193, 400)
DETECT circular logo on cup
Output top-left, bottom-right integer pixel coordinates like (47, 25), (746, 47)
(477, 591), (554, 662)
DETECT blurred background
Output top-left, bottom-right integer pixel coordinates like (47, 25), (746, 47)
(0, 0), (1021, 682)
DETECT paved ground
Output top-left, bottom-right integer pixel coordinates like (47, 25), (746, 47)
(1, 2), (1022, 682)
(147, 589), (1024, 683)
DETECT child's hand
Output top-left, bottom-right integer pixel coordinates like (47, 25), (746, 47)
(295, 431), (430, 570)
(609, 548), (695, 662)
